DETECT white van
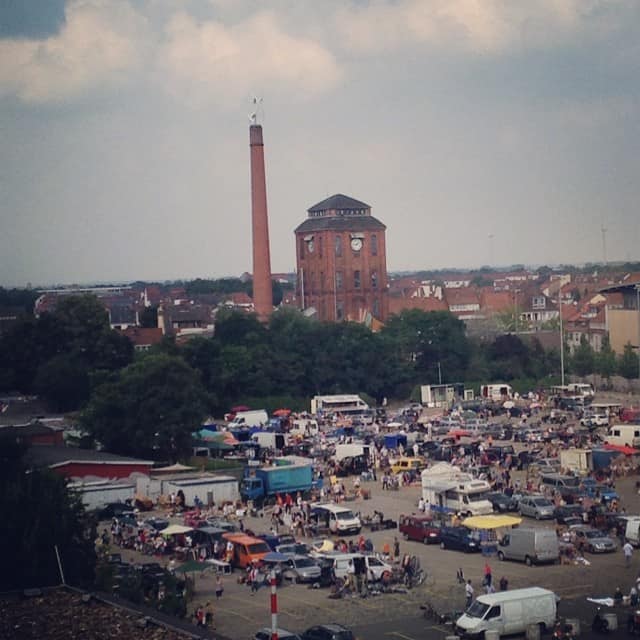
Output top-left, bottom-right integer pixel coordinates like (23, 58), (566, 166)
(605, 425), (640, 448)
(497, 528), (559, 566)
(328, 553), (393, 581)
(229, 410), (269, 428)
(625, 516), (640, 547)
(311, 503), (361, 535)
(456, 587), (557, 638)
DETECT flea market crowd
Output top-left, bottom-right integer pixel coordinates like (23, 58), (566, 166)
(95, 389), (640, 638)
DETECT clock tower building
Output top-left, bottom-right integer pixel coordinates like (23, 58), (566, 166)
(294, 194), (388, 322)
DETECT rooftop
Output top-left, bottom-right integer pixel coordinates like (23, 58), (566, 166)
(307, 193), (370, 214)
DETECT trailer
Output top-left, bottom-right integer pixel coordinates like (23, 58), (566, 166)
(162, 475), (239, 508)
(559, 448), (593, 474)
(69, 480), (135, 511)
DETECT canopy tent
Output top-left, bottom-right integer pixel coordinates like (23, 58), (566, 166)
(462, 515), (522, 530)
(160, 524), (194, 536)
(603, 444), (638, 455)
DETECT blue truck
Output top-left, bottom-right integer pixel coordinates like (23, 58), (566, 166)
(241, 463), (319, 504)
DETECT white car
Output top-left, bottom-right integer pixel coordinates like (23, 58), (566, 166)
(580, 414), (609, 427)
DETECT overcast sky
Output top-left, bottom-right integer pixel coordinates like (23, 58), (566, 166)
(1, 0), (639, 287)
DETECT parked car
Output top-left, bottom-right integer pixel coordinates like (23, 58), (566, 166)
(277, 542), (311, 556)
(97, 502), (134, 520)
(398, 514), (442, 544)
(518, 496), (555, 520)
(530, 458), (561, 474)
(301, 624), (355, 640)
(554, 504), (586, 525)
(570, 526), (617, 553)
(282, 555), (322, 584)
(439, 526), (480, 553)
(486, 492), (519, 513)
(254, 628), (301, 640)
(144, 517), (170, 532)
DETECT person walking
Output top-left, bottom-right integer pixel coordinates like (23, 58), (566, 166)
(215, 574), (224, 599)
(484, 562), (492, 587)
(624, 541), (634, 568)
(465, 580), (474, 609)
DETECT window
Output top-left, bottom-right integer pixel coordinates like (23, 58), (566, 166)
(336, 301), (344, 321)
(336, 271), (343, 290)
(371, 234), (378, 256)
(486, 606), (501, 620)
(320, 271), (324, 291)
(299, 237), (305, 259)
(373, 298), (379, 317)
(335, 234), (342, 256)
(371, 271), (378, 290)
(354, 270), (361, 289)
(318, 236), (323, 257)
(310, 271), (315, 292)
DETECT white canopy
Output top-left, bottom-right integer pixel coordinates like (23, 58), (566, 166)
(160, 524), (194, 536)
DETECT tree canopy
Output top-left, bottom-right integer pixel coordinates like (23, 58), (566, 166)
(82, 353), (209, 460)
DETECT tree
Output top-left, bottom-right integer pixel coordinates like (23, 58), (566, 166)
(595, 335), (616, 379)
(619, 343), (640, 380)
(570, 336), (595, 377)
(34, 354), (91, 412)
(82, 353), (209, 460)
(0, 438), (96, 590)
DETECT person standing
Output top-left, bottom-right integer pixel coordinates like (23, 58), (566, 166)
(393, 536), (400, 561)
(465, 580), (474, 609)
(624, 541), (634, 568)
(484, 562), (492, 587)
(215, 574), (224, 600)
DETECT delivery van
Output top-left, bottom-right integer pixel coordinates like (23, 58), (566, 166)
(497, 528), (559, 565)
(456, 587), (557, 638)
(327, 553), (393, 581)
(222, 533), (270, 568)
(625, 516), (640, 547)
(311, 503), (361, 535)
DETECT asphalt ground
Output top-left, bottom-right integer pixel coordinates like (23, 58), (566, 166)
(112, 448), (640, 640)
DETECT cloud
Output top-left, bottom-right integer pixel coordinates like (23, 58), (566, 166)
(0, 1), (151, 103)
(155, 11), (343, 107)
(334, 0), (637, 54)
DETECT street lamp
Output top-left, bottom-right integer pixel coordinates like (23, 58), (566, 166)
(437, 362), (442, 385)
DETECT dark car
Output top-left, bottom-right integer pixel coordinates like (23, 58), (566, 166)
(301, 623), (355, 640)
(439, 526), (480, 553)
(97, 502), (134, 520)
(555, 504), (586, 525)
(144, 517), (170, 532)
(255, 629), (301, 640)
(486, 492), (518, 513)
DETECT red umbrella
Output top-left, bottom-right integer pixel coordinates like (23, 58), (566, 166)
(231, 405), (250, 413)
(273, 408), (291, 417)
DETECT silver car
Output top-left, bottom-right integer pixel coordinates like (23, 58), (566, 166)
(282, 555), (322, 583)
(571, 526), (617, 553)
(518, 495), (555, 520)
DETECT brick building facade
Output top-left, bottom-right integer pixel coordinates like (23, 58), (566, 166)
(294, 194), (388, 322)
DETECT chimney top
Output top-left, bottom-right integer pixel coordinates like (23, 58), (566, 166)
(250, 124), (263, 146)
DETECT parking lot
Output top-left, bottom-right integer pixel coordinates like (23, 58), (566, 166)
(110, 450), (640, 640)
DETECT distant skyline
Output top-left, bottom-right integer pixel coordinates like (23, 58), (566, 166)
(2, 1), (640, 287)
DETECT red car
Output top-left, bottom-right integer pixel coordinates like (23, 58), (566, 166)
(398, 514), (442, 544)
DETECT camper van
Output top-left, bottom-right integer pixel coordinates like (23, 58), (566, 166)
(480, 384), (513, 401)
(497, 528), (559, 565)
(422, 478), (494, 516)
(605, 424), (640, 448)
(456, 587), (557, 638)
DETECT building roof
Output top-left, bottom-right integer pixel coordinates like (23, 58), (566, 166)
(120, 326), (163, 347)
(307, 193), (370, 213)
(295, 215), (386, 234)
(25, 445), (153, 468)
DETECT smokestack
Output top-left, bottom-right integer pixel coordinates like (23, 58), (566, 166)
(249, 124), (273, 320)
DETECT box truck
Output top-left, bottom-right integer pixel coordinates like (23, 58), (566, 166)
(228, 410), (268, 428)
(241, 463), (317, 504)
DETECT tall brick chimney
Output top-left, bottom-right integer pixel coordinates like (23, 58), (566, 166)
(249, 124), (273, 320)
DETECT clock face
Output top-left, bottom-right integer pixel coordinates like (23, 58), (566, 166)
(307, 240), (314, 252)
(351, 238), (363, 251)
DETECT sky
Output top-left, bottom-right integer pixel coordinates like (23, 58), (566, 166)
(1, 0), (640, 287)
